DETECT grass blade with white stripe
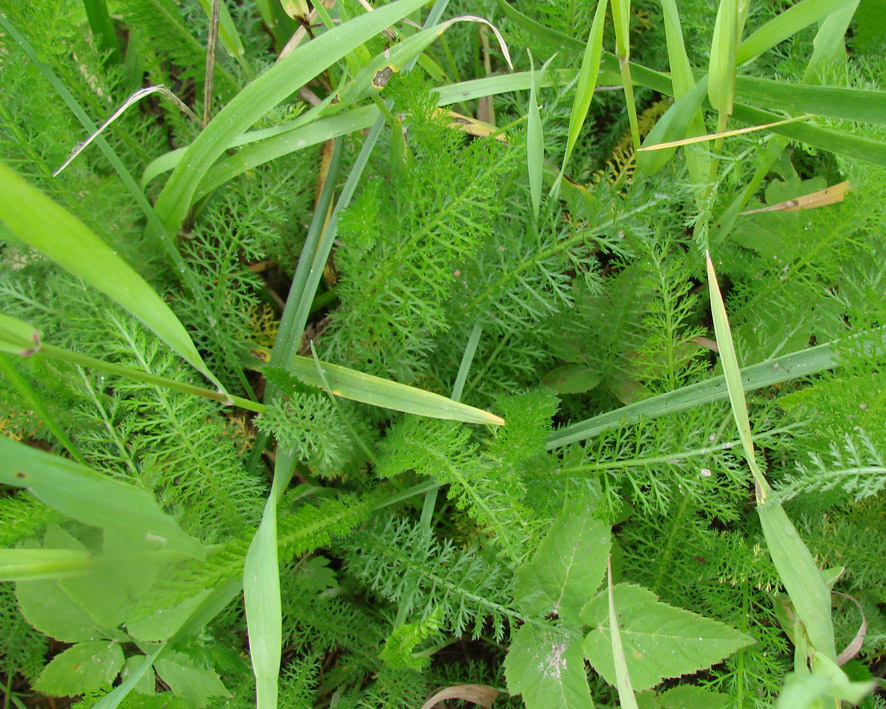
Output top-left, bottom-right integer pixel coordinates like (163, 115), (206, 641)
(0, 162), (225, 393)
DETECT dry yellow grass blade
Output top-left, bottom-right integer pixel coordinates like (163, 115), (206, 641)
(740, 180), (851, 214)
(638, 114), (812, 152)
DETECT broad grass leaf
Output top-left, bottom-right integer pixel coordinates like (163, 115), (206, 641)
(708, 0), (737, 117)
(607, 560), (638, 708)
(505, 624), (594, 709)
(0, 437), (204, 559)
(513, 502), (610, 624)
(0, 162), (221, 391)
(637, 79), (707, 176)
(527, 50), (543, 219)
(582, 583), (754, 692)
(33, 641), (124, 695)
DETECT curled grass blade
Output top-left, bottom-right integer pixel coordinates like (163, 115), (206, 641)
(0, 162), (225, 393)
(637, 78), (708, 175)
(0, 549), (95, 582)
(706, 252), (837, 662)
(611, 0), (640, 149)
(149, 0), (429, 239)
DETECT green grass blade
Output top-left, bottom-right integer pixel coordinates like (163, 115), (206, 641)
(704, 251), (765, 494)
(730, 101), (886, 167)
(737, 0), (851, 65)
(194, 107), (378, 199)
(244, 465), (294, 709)
(705, 252), (837, 662)
(608, 559), (639, 709)
(527, 51), (543, 219)
(0, 437), (204, 559)
(280, 357), (505, 425)
(0, 353), (86, 464)
(561, 0), (609, 178)
(0, 162), (224, 393)
(803, 0), (859, 84)
(611, 0), (640, 149)
(82, 0), (121, 63)
(0, 549), (95, 582)
(149, 0), (428, 239)
(196, 0), (247, 60)
(546, 325), (886, 449)
(637, 78), (707, 176)
(494, 0), (584, 52)
(709, 0), (738, 120)
(734, 77), (886, 125)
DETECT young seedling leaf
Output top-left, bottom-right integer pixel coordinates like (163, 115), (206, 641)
(581, 583), (754, 692)
(504, 624), (594, 709)
(513, 499), (611, 625)
(0, 162), (224, 393)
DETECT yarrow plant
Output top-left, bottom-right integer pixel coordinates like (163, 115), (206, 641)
(1, 0), (885, 707)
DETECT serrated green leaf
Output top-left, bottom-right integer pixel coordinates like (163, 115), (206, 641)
(505, 624), (594, 709)
(126, 591), (211, 642)
(541, 363), (603, 395)
(16, 575), (104, 642)
(33, 641), (124, 695)
(121, 656), (156, 696)
(513, 501), (610, 624)
(581, 583), (754, 692)
(155, 651), (231, 705)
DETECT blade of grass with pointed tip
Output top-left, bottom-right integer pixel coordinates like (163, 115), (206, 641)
(803, 0), (859, 84)
(608, 559), (639, 709)
(611, 0), (640, 149)
(709, 0), (738, 122)
(560, 0), (609, 181)
(196, 0), (247, 61)
(149, 0), (428, 239)
(0, 162), (225, 393)
(737, 0), (850, 65)
(494, 0), (584, 52)
(82, 0), (121, 63)
(0, 437), (204, 559)
(279, 357), (504, 425)
(547, 324), (886, 448)
(705, 252), (837, 662)
(527, 50), (543, 219)
(734, 77), (886, 126)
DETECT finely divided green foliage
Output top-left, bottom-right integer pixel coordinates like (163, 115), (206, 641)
(3, 0), (886, 706)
